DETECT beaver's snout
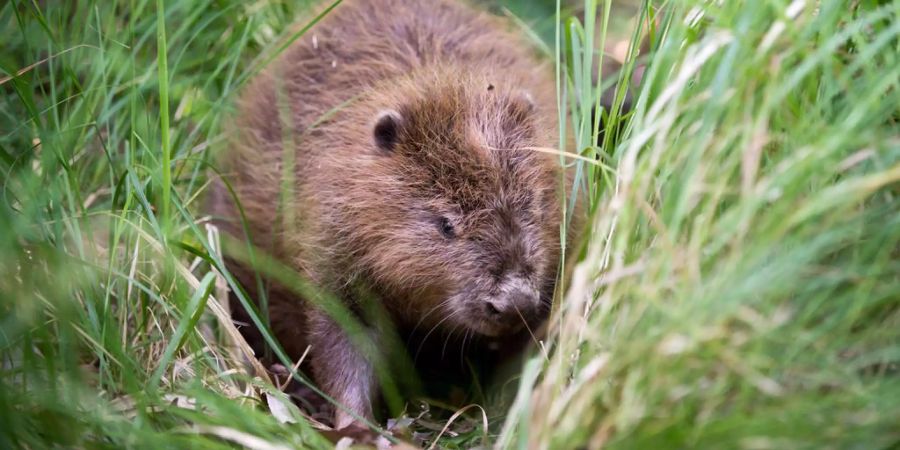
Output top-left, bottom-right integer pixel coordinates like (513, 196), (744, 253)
(478, 276), (541, 333)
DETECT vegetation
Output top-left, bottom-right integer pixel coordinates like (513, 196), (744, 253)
(1, 0), (897, 448)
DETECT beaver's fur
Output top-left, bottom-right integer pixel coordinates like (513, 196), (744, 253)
(210, 0), (577, 429)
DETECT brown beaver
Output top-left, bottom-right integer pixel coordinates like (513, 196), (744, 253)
(209, 0), (579, 430)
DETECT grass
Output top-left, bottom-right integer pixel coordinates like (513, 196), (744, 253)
(1, 0), (898, 449)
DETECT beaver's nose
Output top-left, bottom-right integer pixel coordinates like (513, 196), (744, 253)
(485, 281), (539, 323)
(484, 299), (508, 317)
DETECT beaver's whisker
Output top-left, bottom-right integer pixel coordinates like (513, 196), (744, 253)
(459, 329), (471, 368)
(414, 309), (459, 363)
(407, 298), (453, 345)
(442, 323), (462, 360)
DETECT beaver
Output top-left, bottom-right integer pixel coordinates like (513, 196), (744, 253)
(209, 0), (580, 430)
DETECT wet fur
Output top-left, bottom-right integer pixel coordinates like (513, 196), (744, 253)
(209, 0), (579, 428)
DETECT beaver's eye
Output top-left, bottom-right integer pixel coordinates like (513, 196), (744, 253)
(437, 217), (456, 239)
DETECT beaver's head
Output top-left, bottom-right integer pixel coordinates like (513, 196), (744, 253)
(330, 70), (565, 337)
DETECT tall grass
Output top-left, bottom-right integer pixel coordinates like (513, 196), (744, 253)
(1, 0), (897, 449)
(503, 1), (900, 448)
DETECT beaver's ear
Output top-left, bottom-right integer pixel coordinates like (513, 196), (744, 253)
(373, 109), (403, 152)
